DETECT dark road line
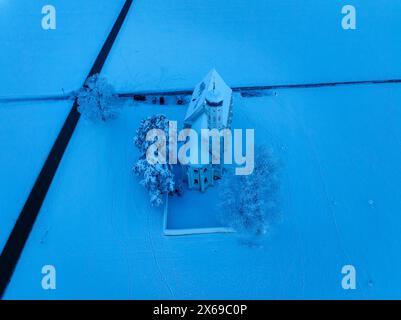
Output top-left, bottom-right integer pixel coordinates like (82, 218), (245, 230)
(0, 94), (72, 104)
(234, 78), (401, 91)
(3, 78), (401, 105)
(118, 78), (401, 98)
(0, 0), (133, 298)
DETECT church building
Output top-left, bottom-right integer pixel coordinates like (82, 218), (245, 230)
(183, 69), (233, 192)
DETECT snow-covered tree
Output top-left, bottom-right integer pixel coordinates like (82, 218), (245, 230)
(133, 114), (175, 207)
(219, 147), (280, 236)
(77, 74), (120, 121)
(133, 159), (175, 207)
(134, 114), (170, 154)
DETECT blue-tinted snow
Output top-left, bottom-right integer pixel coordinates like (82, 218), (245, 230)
(2, 0), (401, 299)
(103, 0), (401, 92)
(0, 101), (71, 252)
(5, 83), (401, 299)
(0, 0), (125, 97)
(166, 185), (227, 231)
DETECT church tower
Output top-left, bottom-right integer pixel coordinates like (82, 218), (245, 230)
(206, 80), (224, 130)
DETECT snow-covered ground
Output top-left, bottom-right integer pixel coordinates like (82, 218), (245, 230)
(0, 101), (71, 252)
(103, 0), (401, 92)
(5, 83), (401, 299)
(2, 0), (401, 300)
(0, 0), (124, 98)
(166, 183), (229, 233)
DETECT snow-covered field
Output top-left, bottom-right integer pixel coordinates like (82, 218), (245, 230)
(1, 0), (401, 299)
(103, 0), (401, 92)
(0, 0), (124, 97)
(4, 83), (401, 299)
(0, 101), (71, 252)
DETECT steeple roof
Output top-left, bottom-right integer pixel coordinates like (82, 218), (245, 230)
(184, 69), (232, 125)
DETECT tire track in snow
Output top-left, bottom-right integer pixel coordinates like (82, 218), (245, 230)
(236, 94), (307, 298)
(289, 97), (368, 298)
(146, 208), (175, 298)
(107, 126), (135, 299)
(270, 95), (307, 298)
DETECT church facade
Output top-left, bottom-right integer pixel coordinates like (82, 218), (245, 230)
(183, 69), (233, 192)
